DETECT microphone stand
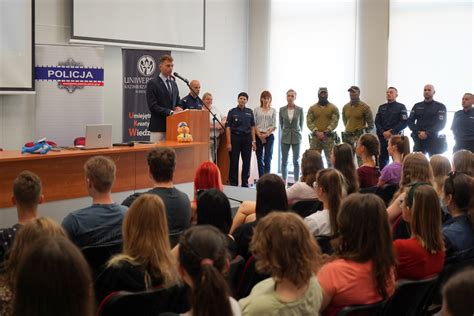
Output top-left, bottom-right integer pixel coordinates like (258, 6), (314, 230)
(175, 76), (225, 165)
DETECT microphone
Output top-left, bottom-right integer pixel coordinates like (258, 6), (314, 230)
(173, 72), (189, 84)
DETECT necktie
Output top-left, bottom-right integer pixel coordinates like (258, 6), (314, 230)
(166, 79), (172, 96)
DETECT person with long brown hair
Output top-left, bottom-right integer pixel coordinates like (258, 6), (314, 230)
(286, 149), (324, 205)
(317, 194), (396, 316)
(304, 169), (346, 237)
(13, 236), (94, 316)
(452, 149), (474, 176)
(331, 143), (359, 194)
(179, 225), (240, 316)
(394, 183), (445, 279)
(430, 154), (452, 197)
(239, 212), (323, 314)
(356, 133), (381, 188)
(96, 194), (180, 303)
(378, 135), (410, 186)
(0, 217), (66, 316)
(442, 172), (474, 264)
(254, 90), (277, 177)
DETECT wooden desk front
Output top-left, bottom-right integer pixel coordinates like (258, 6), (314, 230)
(0, 141), (208, 208)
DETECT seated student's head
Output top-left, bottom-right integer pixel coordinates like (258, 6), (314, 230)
(452, 149), (474, 176)
(110, 194), (179, 287)
(314, 169), (346, 234)
(441, 268), (474, 316)
(12, 170), (43, 213)
(196, 189), (232, 234)
(388, 135), (410, 159)
(430, 154), (452, 196)
(147, 147), (176, 183)
(443, 172), (474, 216)
(251, 212), (322, 287)
(256, 173), (288, 220)
(331, 143), (359, 194)
(356, 133), (380, 166)
(178, 225), (232, 316)
(4, 217), (65, 289)
(401, 183), (443, 253)
(84, 155), (116, 194)
(13, 236), (94, 316)
(300, 149), (324, 185)
(335, 193), (395, 299)
(400, 152), (433, 189)
(193, 161), (223, 199)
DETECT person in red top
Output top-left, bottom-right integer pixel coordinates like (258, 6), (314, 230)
(317, 193), (396, 316)
(356, 133), (381, 188)
(393, 183), (445, 280)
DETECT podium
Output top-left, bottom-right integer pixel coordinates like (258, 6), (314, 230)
(166, 110), (209, 142)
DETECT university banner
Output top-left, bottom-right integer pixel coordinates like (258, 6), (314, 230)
(35, 45), (104, 146)
(122, 49), (170, 142)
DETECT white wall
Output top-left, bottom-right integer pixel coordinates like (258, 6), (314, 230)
(0, 0), (249, 225)
(0, 0), (249, 149)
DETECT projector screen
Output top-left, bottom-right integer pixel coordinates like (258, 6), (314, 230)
(0, 0), (34, 92)
(72, 0), (205, 50)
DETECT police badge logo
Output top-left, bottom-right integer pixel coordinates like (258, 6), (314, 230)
(137, 55), (156, 77)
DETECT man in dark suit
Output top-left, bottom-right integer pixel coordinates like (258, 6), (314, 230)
(146, 55), (182, 142)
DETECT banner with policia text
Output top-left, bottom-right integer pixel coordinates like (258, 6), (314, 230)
(122, 49), (170, 142)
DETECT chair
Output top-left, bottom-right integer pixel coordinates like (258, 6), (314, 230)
(236, 256), (269, 299)
(227, 255), (245, 296)
(74, 136), (85, 146)
(81, 242), (122, 278)
(290, 199), (323, 218)
(359, 186), (378, 194)
(97, 285), (189, 316)
(336, 300), (386, 316)
(315, 235), (334, 255)
(375, 184), (399, 206)
(382, 276), (438, 316)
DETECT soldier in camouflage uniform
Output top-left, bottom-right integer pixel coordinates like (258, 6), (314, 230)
(307, 87), (340, 167)
(342, 86), (374, 165)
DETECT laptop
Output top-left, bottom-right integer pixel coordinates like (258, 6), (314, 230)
(81, 124), (112, 149)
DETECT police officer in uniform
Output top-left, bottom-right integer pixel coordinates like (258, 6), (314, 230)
(307, 87), (340, 167)
(375, 87), (408, 170)
(408, 84), (447, 156)
(226, 92), (256, 187)
(451, 93), (474, 152)
(178, 80), (203, 110)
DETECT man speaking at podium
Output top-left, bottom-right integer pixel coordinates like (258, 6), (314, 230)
(146, 55), (182, 142)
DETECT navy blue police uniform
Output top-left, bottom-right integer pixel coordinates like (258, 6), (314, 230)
(451, 107), (474, 152)
(375, 101), (408, 169)
(408, 100), (447, 156)
(178, 94), (202, 110)
(226, 106), (255, 187)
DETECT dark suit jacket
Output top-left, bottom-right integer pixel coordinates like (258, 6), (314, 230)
(146, 76), (180, 132)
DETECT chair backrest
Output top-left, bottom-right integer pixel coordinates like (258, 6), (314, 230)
(227, 255), (245, 296)
(336, 299), (386, 316)
(74, 136), (86, 146)
(81, 242), (122, 278)
(383, 276), (438, 316)
(315, 235), (334, 255)
(375, 184), (399, 206)
(97, 285), (189, 316)
(290, 199), (323, 218)
(236, 255), (269, 299)
(359, 186), (378, 194)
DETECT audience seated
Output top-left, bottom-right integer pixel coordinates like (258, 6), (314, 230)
(0, 171), (43, 264)
(96, 194), (180, 303)
(452, 149), (474, 176)
(122, 147), (191, 235)
(13, 236), (94, 316)
(442, 172), (474, 264)
(304, 169), (345, 237)
(393, 183), (445, 280)
(196, 189), (236, 258)
(178, 225), (241, 316)
(286, 149), (323, 205)
(430, 154), (452, 197)
(387, 152), (434, 224)
(0, 217), (66, 316)
(232, 174), (288, 260)
(239, 212), (323, 315)
(441, 268), (474, 316)
(317, 193), (396, 316)
(378, 135), (410, 186)
(191, 161), (224, 223)
(61, 156), (127, 248)
(332, 143), (359, 194)
(356, 133), (381, 188)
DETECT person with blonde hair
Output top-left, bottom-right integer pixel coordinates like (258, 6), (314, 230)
(0, 217), (66, 316)
(430, 154), (452, 197)
(377, 135), (410, 186)
(239, 212), (323, 315)
(96, 194), (180, 303)
(394, 184), (445, 279)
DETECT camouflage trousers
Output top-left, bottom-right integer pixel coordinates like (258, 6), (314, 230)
(342, 130), (364, 166)
(309, 135), (336, 167)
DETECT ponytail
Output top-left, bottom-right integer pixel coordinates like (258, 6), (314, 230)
(391, 135), (410, 159)
(317, 169), (345, 234)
